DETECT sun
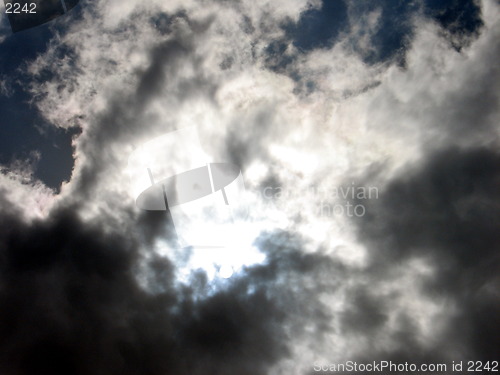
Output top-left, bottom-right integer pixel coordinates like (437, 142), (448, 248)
(148, 218), (267, 287)
(173, 221), (267, 282)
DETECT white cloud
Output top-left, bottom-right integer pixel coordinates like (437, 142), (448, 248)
(0, 154), (56, 220)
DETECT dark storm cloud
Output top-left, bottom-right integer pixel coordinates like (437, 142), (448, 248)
(0, 193), (337, 374)
(352, 146), (500, 361)
(358, 147), (500, 267)
(340, 287), (387, 335)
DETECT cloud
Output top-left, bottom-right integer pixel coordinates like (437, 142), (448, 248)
(352, 146), (500, 358)
(0, 153), (54, 220)
(0, 75), (12, 96)
(0, 0), (498, 373)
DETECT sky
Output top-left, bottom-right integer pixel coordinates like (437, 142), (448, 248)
(0, 0), (499, 374)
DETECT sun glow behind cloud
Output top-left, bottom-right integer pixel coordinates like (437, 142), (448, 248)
(150, 221), (266, 283)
